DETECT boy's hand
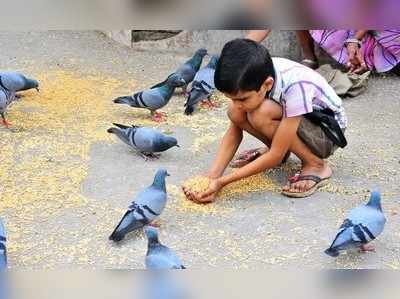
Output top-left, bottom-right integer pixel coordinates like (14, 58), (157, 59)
(182, 178), (224, 204)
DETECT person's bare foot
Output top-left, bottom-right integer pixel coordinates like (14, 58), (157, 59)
(230, 147), (290, 168)
(282, 160), (332, 194)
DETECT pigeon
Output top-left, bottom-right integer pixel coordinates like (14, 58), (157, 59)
(109, 168), (169, 242)
(0, 86), (17, 127)
(0, 218), (7, 270)
(144, 226), (185, 270)
(107, 123), (179, 160)
(113, 74), (186, 122)
(184, 55), (219, 115)
(0, 72), (39, 127)
(151, 48), (208, 95)
(0, 71), (39, 92)
(325, 190), (386, 257)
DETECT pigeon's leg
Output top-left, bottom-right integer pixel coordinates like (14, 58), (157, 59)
(200, 96), (219, 109)
(1, 113), (11, 128)
(151, 111), (167, 122)
(182, 85), (189, 98)
(360, 244), (375, 252)
(149, 219), (162, 228)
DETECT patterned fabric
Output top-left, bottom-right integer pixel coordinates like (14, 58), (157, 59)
(270, 58), (347, 129)
(310, 30), (400, 73)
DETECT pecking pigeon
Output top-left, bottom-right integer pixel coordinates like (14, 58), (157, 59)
(151, 48), (208, 95)
(325, 190), (386, 257)
(113, 74), (185, 122)
(184, 55), (219, 115)
(107, 123), (179, 160)
(144, 226), (185, 270)
(109, 168), (169, 242)
(0, 71), (39, 92)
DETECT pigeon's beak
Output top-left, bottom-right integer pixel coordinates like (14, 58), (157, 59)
(166, 172), (171, 176)
(176, 144), (180, 148)
(36, 87), (40, 93)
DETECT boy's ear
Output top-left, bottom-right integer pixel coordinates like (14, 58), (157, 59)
(262, 77), (274, 92)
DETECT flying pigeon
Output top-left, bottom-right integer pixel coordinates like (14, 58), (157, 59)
(109, 168), (169, 242)
(113, 74), (185, 122)
(144, 226), (185, 270)
(325, 190), (386, 257)
(151, 48), (208, 95)
(184, 55), (219, 115)
(0, 218), (7, 270)
(107, 123), (179, 160)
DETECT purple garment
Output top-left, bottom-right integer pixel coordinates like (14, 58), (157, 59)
(310, 30), (400, 72)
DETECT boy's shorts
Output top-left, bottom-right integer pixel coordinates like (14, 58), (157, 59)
(297, 117), (345, 159)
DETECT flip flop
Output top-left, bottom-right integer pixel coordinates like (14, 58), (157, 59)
(281, 174), (330, 198)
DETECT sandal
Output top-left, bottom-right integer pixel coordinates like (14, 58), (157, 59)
(281, 173), (330, 198)
(301, 59), (319, 70)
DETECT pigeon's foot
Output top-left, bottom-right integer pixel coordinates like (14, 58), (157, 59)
(1, 119), (11, 128)
(360, 244), (375, 252)
(200, 98), (219, 109)
(139, 152), (161, 161)
(151, 111), (167, 122)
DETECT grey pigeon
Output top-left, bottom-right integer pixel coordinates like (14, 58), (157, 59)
(184, 55), (218, 115)
(151, 48), (208, 95)
(109, 168), (169, 242)
(113, 74), (185, 122)
(325, 190), (386, 257)
(144, 226), (185, 270)
(107, 123), (179, 160)
(0, 218), (6, 270)
(0, 86), (16, 127)
(0, 71), (39, 92)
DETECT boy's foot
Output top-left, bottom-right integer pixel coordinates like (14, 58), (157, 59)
(229, 147), (290, 168)
(282, 161), (332, 198)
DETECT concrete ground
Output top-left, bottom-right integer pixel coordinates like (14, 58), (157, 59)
(0, 31), (399, 269)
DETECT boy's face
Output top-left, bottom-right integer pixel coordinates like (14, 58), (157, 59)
(225, 77), (274, 112)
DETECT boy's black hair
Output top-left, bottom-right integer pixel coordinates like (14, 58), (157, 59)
(214, 38), (275, 95)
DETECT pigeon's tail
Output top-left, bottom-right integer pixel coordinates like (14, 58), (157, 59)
(107, 127), (120, 134)
(151, 73), (174, 89)
(109, 229), (125, 242)
(324, 247), (340, 257)
(113, 96), (136, 106)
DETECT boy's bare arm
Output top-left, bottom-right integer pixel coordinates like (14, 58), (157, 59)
(193, 116), (301, 202)
(245, 30), (271, 43)
(207, 122), (243, 179)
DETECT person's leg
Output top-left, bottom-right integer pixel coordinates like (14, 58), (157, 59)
(246, 100), (332, 193)
(296, 30), (319, 69)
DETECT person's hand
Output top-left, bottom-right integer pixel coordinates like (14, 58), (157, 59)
(182, 177), (224, 204)
(346, 42), (368, 74)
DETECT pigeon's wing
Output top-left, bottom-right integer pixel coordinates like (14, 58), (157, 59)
(193, 67), (215, 91)
(0, 72), (25, 91)
(133, 128), (156, 152)
(348, 206), (386, 239)
(329, 220), (361, 251)
(135, 187), (167, 219)
(140, 88), (167, 110)
(110, 126), (136, 148)
(110, 205), (147, 237)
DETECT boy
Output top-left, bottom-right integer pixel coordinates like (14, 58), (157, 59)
(183, 38), (347, 203)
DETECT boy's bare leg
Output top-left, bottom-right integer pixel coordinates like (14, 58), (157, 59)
(230, 100), (332, 193)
